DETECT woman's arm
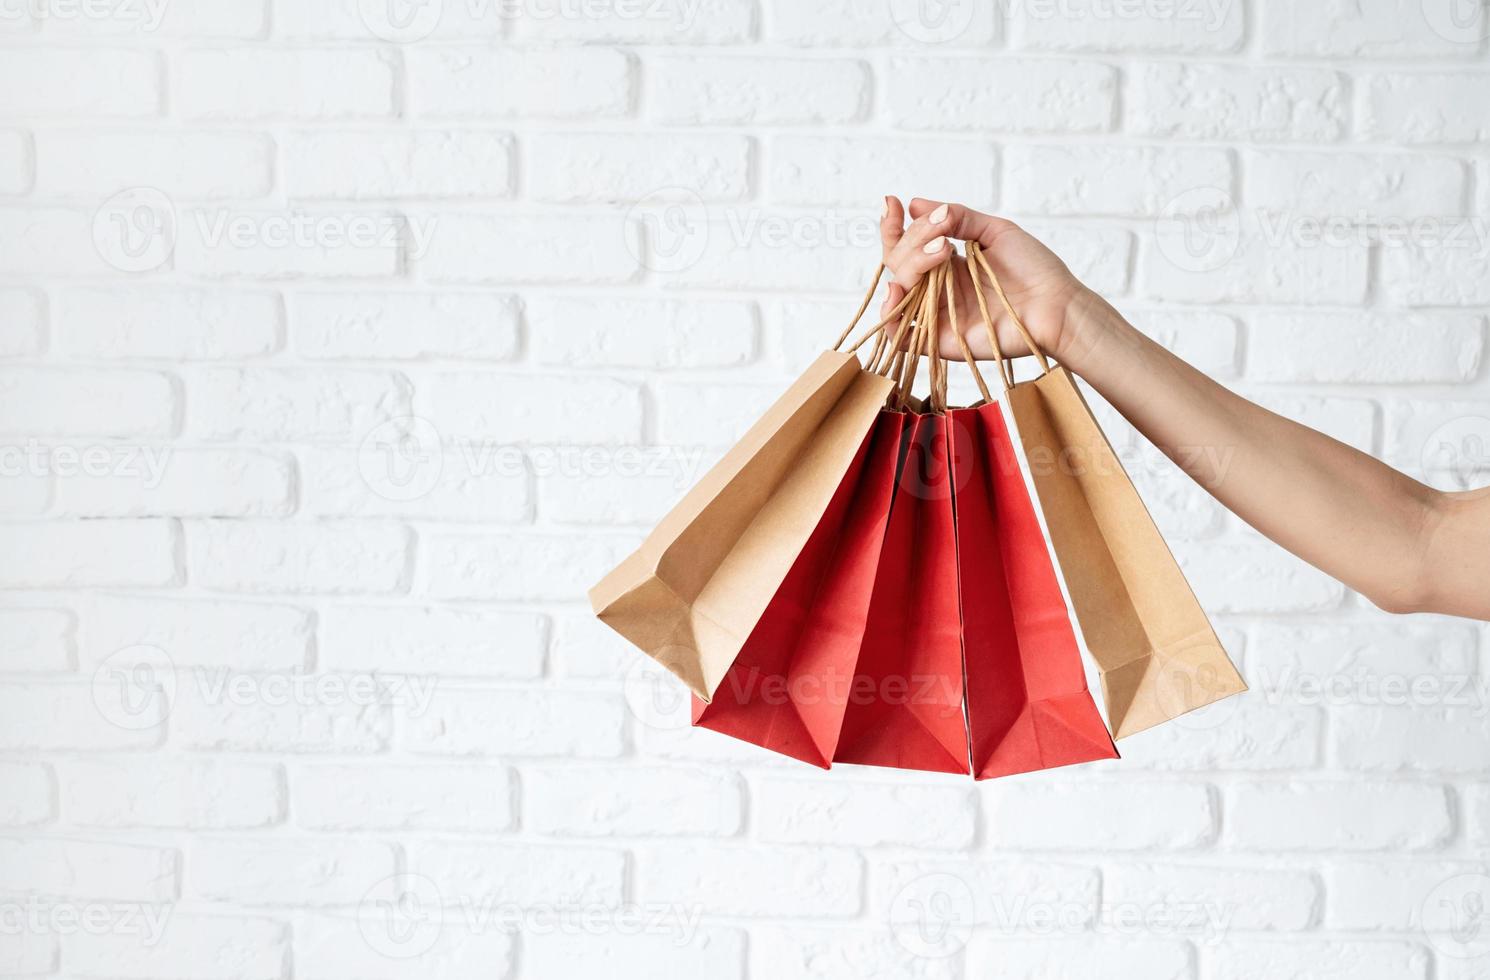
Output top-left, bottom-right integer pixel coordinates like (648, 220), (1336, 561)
(880, 197), (1490, 620)
(1066, 288), (1489, 619)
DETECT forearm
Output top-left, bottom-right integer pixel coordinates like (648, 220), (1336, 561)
(1058, 290), (1443, 613)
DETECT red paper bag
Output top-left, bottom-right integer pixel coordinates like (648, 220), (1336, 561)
(833, 410), (970, 775)
(949, 403), (1118, 778)
(692, 411), (906, 767)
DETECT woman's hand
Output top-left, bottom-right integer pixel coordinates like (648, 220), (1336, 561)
(876, 206), (1490, 622)
(879, 197), (1095, 368)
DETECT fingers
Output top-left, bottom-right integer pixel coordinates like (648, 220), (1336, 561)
(879, 196), (1013, 324)
(907, 198), (1019, 249)
(883, 199), (955, 288)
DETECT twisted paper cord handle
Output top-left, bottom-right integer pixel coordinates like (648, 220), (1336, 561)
(895, 271), (934, 409)
(968, 241), (1052, 378)
(868, 277), (928, 376)
(944, 255), (992, 405)
(924, 263), (947, 414)
(838, 238), (1053, 409)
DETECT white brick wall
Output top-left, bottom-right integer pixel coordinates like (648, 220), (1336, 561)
(2, 3), (1488, 978)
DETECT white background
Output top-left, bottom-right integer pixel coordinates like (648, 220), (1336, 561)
(3, 0), (1490, 977)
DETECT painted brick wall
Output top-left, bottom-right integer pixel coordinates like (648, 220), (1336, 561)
(2, 1), (1489, 977)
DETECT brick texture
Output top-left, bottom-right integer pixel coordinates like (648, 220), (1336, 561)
(2, 9), (1486, 980)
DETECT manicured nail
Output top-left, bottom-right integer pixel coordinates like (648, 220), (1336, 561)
(929, 204), (949, 225)
(923, 236), (946, 254)
(882, 196), (892, 218)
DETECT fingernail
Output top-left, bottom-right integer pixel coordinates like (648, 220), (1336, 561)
(923, 236), (946, 254)
(882, 196), (892, 218)
(929, 204), (949, 225)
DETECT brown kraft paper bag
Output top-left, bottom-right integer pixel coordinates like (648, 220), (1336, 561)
(967, 243), (1247, 739)
(588, 270), (915, 702)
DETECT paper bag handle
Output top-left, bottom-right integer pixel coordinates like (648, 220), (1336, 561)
(940, 253), (991, 404)
(866, 277), (929, 379)
(967, 241), (1053, 389)
(835, 263), (922, 353)
(833, 256), (970, 411)
(893, 272), (930, 408)
(840, 261), (940, 357)
(926, 263), (949, 413)
(890, 264), (955, 412)
(836, 249), (1058, 410)
(839, 245), (1045, 404)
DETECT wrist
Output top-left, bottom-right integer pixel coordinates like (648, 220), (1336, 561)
(1056, 286), (1124, 373)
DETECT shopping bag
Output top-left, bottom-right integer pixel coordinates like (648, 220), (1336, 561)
(948, 402), (1118, 777)
(938, 261), (1117, 777)
(967, 243), (1246, 739)
(692, 279), (932, 764)
(833, 277), (970, 775)
(691, 409), (907, 766)
(588, 270), (929, 702)
(588, 270), (919, 701)
(831, 409), (969, 774)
